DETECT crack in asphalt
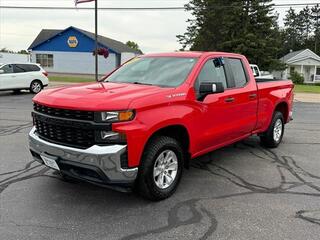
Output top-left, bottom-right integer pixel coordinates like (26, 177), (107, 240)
(0, 103), (320, 239)
(0, 138), (319, 239)
(121, 199), (218, 240)
(295, 210), (320, 226)
(0, 122), (33, 136)
(120, 140), (320, 240)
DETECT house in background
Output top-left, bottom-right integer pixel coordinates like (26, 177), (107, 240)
(28, 26), (140, 75)
(273, 49), (320, 83)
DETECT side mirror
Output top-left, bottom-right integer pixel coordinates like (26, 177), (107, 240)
(0, 70), (4, 74)
(199, 82), (224, 99)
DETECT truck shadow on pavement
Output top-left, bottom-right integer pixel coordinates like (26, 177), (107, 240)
(0, 137), (319, 239)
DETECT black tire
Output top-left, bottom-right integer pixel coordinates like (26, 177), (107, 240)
(137, 136), (184, 201)
(260, 111), (284, 148)
(30, 80), (43, 94)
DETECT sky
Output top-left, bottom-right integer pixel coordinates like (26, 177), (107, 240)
(0, 0), (319, 53)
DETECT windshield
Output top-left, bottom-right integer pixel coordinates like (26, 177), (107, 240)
(105, 57), (198, 87)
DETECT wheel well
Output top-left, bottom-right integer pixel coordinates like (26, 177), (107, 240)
(275, 102), (289, 122)
(148, 125), (190, 152)
(31, 79), (42, 84)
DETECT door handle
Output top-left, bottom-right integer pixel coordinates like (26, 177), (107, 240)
(225, 97), (235, 103)
(249, 93), (257, 99)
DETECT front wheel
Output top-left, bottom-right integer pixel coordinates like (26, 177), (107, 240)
(137, 136), (184, 201)
(30, 80), (43, 94)
(260, 111), (284, 148)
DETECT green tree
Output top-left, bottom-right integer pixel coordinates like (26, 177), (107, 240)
(126, 41), (143, 54)
(282, 8), (301, 53)
(0, 48), (14, 53)
(282, 5), (320, 55)
(18, 50), (28, 54)
(177, 0), (284, 71)
(311, 4), (320, 54)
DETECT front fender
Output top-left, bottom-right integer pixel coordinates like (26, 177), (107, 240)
(113, 104), (194, 167)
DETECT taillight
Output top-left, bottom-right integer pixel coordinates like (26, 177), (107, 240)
(42, 72), (48, 77)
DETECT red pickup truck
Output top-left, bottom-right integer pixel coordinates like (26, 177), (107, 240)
(29, 52), (294, 200)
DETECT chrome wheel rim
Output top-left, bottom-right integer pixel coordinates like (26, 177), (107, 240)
(32, 82), (41, 93)
(153, 150), (178, 189)
(273, 119), (283, 142)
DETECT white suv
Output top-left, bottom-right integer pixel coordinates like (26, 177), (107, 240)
(0, 63), (49, 93)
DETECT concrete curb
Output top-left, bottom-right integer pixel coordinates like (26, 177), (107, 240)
(294, 93), (320, 103)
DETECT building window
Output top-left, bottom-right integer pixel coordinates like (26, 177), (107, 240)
(317, 67), (320, 75)
(36, 54), (53, 67)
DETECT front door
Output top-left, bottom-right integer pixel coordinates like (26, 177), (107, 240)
(192, 57), (239, 151)
(192, 56), (258, 154)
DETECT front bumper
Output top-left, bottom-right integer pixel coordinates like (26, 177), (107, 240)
(28, 127), (138, 187)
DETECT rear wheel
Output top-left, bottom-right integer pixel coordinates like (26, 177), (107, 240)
(137, 136), (184, 201)
(260, 111), (284, 148)
(30, 80), (43, 94)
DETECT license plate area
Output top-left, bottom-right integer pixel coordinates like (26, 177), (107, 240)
(40, 154), (60, 171)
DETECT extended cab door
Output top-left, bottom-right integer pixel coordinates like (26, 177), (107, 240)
(222, 57), (258, 138)
(192, 56), (258, 153)
(0, 64), (15, 90)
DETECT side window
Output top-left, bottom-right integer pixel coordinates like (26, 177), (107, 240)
(0, 64), (14, 74)
(22, 64), (40, 72)
(13, 64), (26, 73)
(228, 58), (247, 87)
(30, 65), (40, 71)
(195, 59), (227, 94)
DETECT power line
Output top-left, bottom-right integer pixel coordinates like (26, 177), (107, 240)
(0, 3), (320, 11)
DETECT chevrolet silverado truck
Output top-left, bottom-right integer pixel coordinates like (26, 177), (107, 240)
(29, 52), (294, 200)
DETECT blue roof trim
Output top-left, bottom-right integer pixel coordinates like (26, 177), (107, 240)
(31, 26), (118, 54)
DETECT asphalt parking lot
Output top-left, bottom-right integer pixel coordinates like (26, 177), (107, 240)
(0, 91), (320, 240)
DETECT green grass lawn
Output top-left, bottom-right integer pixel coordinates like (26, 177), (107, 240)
(294, 84), (320, 94)
(49, 76), (94, 83)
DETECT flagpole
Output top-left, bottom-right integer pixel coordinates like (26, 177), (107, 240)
(95, 0), (98, 81)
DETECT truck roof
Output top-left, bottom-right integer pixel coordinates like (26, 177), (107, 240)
(143, 51), (245, 58)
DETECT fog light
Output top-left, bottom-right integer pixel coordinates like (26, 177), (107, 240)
(99, 131), (126, 143)
(101, 131), (119, 140)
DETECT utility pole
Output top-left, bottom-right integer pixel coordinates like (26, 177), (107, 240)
(315, 4), (319, 53)
(94, 0), (98, 81)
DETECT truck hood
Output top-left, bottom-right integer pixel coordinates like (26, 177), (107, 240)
(33, 82), (173, 111)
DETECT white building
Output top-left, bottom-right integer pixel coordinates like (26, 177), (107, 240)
(274, 49), (320, 83)
(28, 26), (140, 75)
(0, 52), (30, 64)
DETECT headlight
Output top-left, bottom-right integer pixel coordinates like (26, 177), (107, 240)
(99, 110), (135, 122)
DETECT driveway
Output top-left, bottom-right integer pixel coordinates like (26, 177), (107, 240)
(0, 91), (319, 240)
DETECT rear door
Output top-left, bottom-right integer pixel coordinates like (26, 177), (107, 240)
(0, 64), (15, 90)
(223, 57), (258, 138)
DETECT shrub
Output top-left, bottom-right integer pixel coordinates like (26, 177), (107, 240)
(290, 71), (304, 84)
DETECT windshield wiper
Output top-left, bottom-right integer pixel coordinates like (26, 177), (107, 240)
(132, 82), (154, 86)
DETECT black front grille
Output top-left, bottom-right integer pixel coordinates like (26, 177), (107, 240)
(34, 116), (95, 149)
(34, 103), (94, 121)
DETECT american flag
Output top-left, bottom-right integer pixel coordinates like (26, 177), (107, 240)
(75, 0), (94, 5)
